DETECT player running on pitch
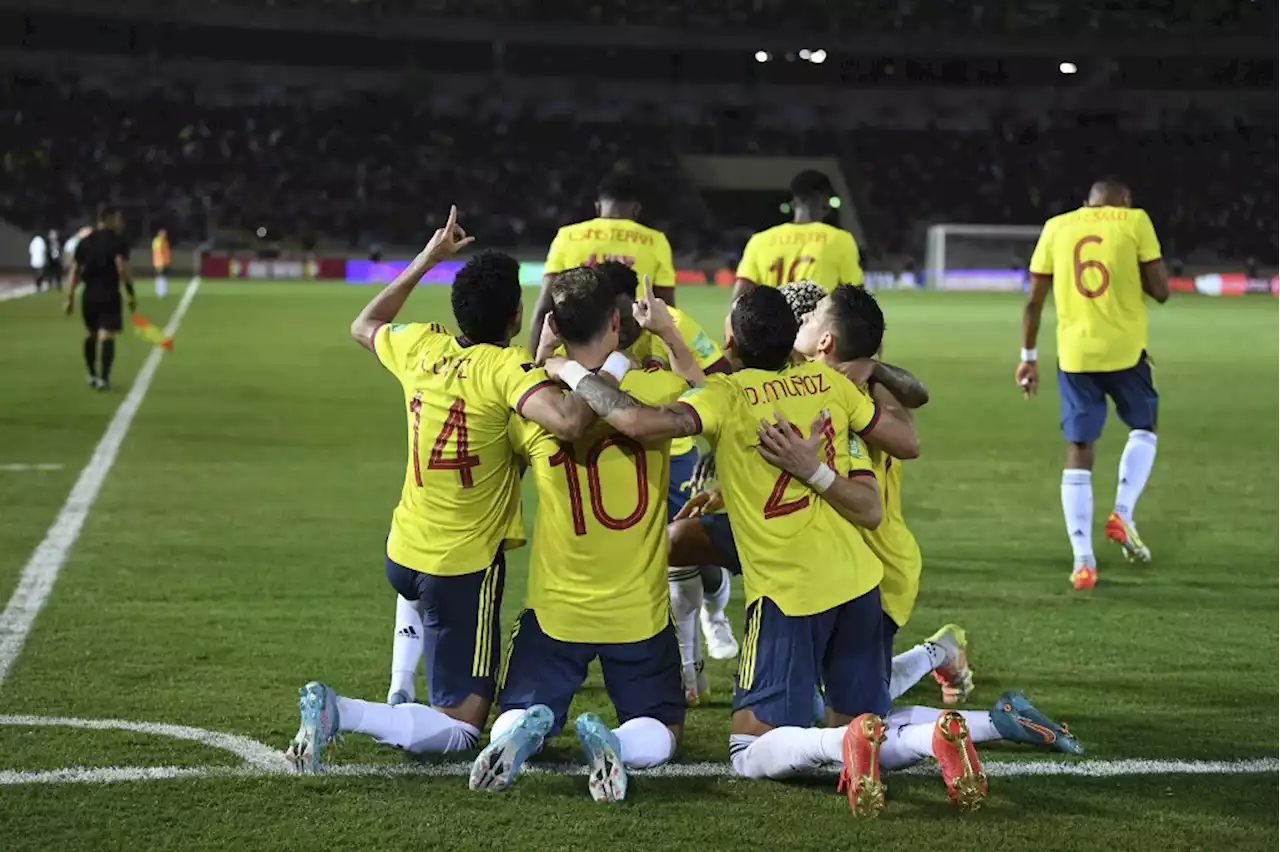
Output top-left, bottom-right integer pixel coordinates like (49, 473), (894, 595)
(528, 172), (676, 356)
(469, 268), (698, 802)
(285, 207), (596, 772)
(1017, 179), (1170, 590)
(732, 170), (863, 302)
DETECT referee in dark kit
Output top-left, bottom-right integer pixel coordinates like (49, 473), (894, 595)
(65, 205), (135, 391)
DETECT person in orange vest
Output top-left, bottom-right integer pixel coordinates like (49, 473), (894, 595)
(152, 228), (171, 298)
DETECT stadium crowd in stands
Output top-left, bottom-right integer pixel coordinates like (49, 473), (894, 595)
(1, 79), (1274, 265)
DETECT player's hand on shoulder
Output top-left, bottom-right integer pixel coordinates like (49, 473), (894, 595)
(421, 205), (475, 265)
(755, 411), (825, 480)
(633, 275), (675, 334)
(1015, 361), (1039, 399)
(834, 358), (876, 386)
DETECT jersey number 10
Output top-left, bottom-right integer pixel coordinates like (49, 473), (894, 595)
(550, 435), (649, 534)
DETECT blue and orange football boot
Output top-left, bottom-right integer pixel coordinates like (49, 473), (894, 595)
(991, 691), (1084, 755)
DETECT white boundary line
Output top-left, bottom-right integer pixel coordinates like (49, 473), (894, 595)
(0, 283), (38, 302)
(0, 280), (200, 687)
(0, 715), (1274, 787)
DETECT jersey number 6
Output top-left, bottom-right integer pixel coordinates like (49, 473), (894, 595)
(550, 435), (649, 534)
(1072, 235), (1110, 298)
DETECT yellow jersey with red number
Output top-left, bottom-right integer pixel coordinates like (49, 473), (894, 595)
(736, 222), (863, 291)
(544, 217), (675, 296)
(510, 369), (689, 643)
(152, 235), (170, 268)
(678, 364), (882, 616)
(1029, 206), (1162, 373)
(371, 322), (558, 576)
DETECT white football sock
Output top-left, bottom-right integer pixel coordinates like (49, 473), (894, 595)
(1061, 468), (1094, 564)
(1114, 430), (1157, 523)
(668, 569), (704, 669)
(958, 710), (1002, 744)
(489, 708), (526, 744)
(879, 720), (936, 770)
(703, 567), (732, 618)
(155, 276), (168, 298)
(335, 697), (478, 753)
(614, 717), (676, 768)
(728, 727), (845, 779)
(388, 595), (424, 702)
(889, 642), (948, 699)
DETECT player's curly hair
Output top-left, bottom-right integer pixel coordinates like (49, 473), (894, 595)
(731, 287), (797, 370)
(827, 284), (885, 361)
(550, 266), (617, 345)
(778, 280), (827, 323)
(595, 260), (639, 304)
(451, 251), (522, 345)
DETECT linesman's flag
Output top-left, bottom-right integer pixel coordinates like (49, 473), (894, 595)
(132, 314), (174, 350)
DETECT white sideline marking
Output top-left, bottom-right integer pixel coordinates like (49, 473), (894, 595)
(0, 715), (1274, 786)
(0, 464), (64, 472)
(0, 283), (38, 302)
(0, 280), (200, 687)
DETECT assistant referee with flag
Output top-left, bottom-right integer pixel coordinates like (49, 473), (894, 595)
(65, 205), (135, 391)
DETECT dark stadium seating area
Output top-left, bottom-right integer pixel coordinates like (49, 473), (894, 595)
(2, 80), (1275, 265)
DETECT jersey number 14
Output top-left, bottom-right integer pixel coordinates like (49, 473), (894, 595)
(411, 394), (481, 488)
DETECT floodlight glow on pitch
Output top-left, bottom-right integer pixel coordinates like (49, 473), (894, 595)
(755, 50), (770, 63)
(810, 49), (828, 64)
(829, 196), (842, 209)
(1059, 61), (1078, 74)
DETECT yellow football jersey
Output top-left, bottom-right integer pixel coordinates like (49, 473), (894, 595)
(544, 217), (675, 295)
(736, 222), (863, 291)
(371, 322), (557, 576)
(1029, 206), (1162, 373)
(510, 369), (689, 643)
(861, 440), (921, 628)
(679, 364), (883, 616)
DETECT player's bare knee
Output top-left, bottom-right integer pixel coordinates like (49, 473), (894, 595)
(98, 329), (114, 342)
(731, 707), (775, 737)
(437, 694), (491, 729)
(1065, 442), (1095, 470)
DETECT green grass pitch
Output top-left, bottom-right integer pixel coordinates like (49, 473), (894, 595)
(0, 281), (1275, 852)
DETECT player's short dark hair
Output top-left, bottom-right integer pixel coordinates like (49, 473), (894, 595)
(451, 251), (522, 345)
(97, 203), (122, 221)
(731, 287), (798, 370)
(550, 267), (617, 345)
(789, 170), (833, 201)
(826, 284), (885, 361)
(596, 260), (639, 303)
(598, 172), (642, 204)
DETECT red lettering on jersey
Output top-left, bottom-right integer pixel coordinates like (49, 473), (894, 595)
(743, 386), (760, 405)
(815, 373), (829, 393)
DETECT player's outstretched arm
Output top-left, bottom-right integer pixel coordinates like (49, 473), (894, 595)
(527, 274), (558, 356)
(554, 370), (700, 442)
(518, 385), (596, 442)
(835, 358), (928, 409)
(635, 276), (707, 387)
(755, 414), (882, 530)
(1140, 259), (1170, 304)
(351, 205), (474, 351)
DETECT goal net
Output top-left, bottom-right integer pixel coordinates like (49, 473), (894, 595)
(924, 224), (1044, 291)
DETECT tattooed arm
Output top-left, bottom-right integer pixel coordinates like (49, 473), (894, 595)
(872, 361), (929, 409)
(568, 373), (702, 442)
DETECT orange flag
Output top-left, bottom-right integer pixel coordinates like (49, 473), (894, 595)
(132, 314), (173, 350)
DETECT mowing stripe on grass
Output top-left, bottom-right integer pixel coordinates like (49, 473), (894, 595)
(0, 716), (1275, 786)
(0, 280), (200, 687)
(0, 464), (65, 472)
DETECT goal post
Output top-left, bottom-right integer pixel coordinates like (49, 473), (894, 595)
(924, 223), (1045, 291)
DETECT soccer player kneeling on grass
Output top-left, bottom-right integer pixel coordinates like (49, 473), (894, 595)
(284, 207), (595, 773)
(468, 267), (698, 802)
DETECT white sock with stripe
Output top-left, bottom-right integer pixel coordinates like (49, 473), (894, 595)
(388, 595), (423, 702)
(489, 708), (526, 744)
(879, 721), (935, 770)
(887, 706), (1001, 744)
(1114, 430), (1157, 522)
(1061, 469), (1094, 565)
(335, 697), (479, 753)
(889, 643), (948, 699)
(668, 568), (704, 669)
(729, 727), (845, 779)
(614, 717), (676, 768)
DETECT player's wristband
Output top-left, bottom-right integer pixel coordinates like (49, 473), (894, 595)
(1020, 348), (1038, 363)
(601, 351), (631, 383)
(559, 361), (591, 391)
(805, 463), (837, 494)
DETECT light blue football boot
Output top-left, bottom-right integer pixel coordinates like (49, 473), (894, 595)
(285, 681), (342, 773)
(575, 712), (628, 802)
(991, 691), (1085, 755)
(469, 704), (554, 792)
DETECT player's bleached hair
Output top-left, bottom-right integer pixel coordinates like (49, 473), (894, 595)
(451, 251), (522, 345)
(550, 266), (617, 345)
(826, 284), (885, 361)
(779, 280), (827, 323)
(731, 287), (798, 370)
